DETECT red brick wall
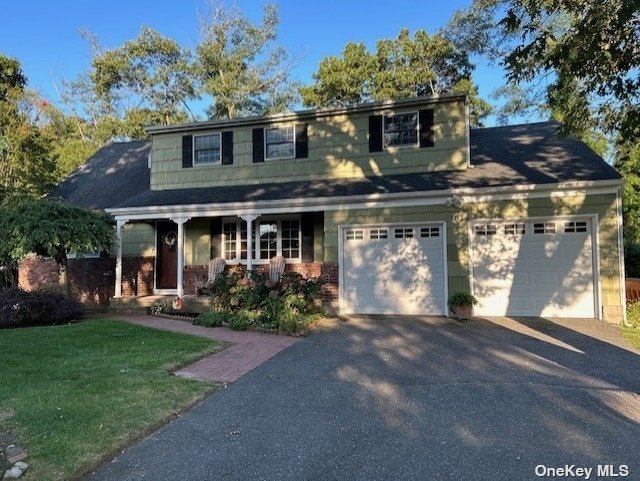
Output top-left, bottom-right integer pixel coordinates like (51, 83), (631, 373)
(122, 257), (155, 297)
(184, 265), (208, 296)
(18, 258), (59, 290)
(319, 262), (338, 308)
(18, 256), (154, 306)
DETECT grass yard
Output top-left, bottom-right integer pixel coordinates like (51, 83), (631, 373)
(621, 326), (640, 349)
(0, 320), (221, 481)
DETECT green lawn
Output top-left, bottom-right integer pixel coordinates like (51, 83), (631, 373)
(0, 320), (221, 481)
(621, 326), (640, 349)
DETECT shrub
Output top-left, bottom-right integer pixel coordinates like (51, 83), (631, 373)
(448, 292), (478, 307)
(206, 269), (325, 334)
(149, 299), (170, 315)
(193, 310), (230, 327)
(0, 288), (85, 329)
(228, 310), (255, 331)
(627, 300), (640, 328)
(625, 243), (640, 278)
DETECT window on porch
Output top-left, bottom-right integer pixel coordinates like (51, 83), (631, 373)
(222, 216), (301, 263)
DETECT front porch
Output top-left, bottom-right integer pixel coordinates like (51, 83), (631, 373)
(110, 211), (338, 309)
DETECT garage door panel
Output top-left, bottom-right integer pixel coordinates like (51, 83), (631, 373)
(472, 219), (595, 318)
(342, 225), (446, 315)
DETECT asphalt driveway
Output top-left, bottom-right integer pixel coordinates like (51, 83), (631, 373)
(89, 316), (640, 481)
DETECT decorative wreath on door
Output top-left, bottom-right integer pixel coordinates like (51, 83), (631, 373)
(163, 231), (177, 251)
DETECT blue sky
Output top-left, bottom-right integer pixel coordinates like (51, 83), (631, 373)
(0, 0), (524, 125)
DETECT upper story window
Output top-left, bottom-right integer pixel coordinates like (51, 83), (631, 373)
(194, 133), (221, 165)
(265, 126), (295, 160)
(384, 112), (418, 148)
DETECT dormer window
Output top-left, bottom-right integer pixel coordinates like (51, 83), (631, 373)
(193, 133), (221, 165)
(265, 126), (295, 160)
(384, 112), (418, 148)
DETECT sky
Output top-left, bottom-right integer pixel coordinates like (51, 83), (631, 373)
(0, 0), (526, 126)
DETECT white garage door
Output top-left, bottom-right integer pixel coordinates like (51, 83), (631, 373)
(340, 224), (446, 315)
(470, 219), (596, 318)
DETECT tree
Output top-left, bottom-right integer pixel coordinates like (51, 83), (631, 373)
(196, 2), (299, 119)
(445, 0), (640, 242)
(500, 0), (639, 138)
(300, 28), (491, 126)
(66, 26), (196, 138)
(0, 53), (57, 202)
(0, 199), (115, 297)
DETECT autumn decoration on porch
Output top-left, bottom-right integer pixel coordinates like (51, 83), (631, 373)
(172, 296), (184, 310)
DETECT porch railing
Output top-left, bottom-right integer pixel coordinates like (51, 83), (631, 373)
(626, 278), (640, 303)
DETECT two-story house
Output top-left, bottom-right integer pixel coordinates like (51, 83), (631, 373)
(37, 94), (625, 322)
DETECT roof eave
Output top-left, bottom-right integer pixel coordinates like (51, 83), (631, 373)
(106, 178), (622, 220)
(145, 94), (468, 135)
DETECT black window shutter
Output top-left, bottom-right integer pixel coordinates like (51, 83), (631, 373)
(300, 212), (315, 263)
(295, 123), (308, 159)
(182, 135), (193, 168)
(252, 128), (264, 163)
(221, 131), (233, 165)
(369, 115), (383, 152)
(210, 218), (223, 259)
(419, 109), (435, 148)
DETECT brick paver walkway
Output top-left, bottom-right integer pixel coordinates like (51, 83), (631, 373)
(103, 314), (299, 382)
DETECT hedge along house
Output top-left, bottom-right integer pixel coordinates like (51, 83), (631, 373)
(40, 94), (626, 322)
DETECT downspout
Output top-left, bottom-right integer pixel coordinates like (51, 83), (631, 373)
(465, 96), (472, 168)
(616, 189), (629, 326)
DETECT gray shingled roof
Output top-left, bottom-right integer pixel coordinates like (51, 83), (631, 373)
(50, 122), (620, 211)
(48, 141), (150, 209)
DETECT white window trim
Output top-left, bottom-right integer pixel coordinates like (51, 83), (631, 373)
(264, 125), (296, 161)
(383, 111), (419, 150)
(221, 215), (302, 264)
(193, 132), (222, 166)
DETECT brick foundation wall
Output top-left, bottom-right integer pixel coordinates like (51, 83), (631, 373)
(184, 265), (208, 296)
(18, 256), (154, 306)
(68, 258), (116, 306)
(18, 258), (59, 290)
(18, 257), (116, 307)
(122, 257), (155, 297)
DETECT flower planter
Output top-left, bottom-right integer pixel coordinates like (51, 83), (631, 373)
(451, 304), (473, 321)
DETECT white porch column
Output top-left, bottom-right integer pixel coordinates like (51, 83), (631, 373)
(114, 218), (127, 298)
(240, 214), (260, 270)
(171, 216), (190, 298)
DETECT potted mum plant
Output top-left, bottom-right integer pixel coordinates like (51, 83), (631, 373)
(448, 292), (478, 321)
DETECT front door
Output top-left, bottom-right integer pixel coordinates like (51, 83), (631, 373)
(156, 221), (178, 290)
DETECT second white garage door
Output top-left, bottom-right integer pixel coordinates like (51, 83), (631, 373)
(340, 224), (447, 315)
(470, 218), (597, 318)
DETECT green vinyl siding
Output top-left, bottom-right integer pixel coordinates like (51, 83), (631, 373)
(121, 223), (155, 257)
(149, 99), (467, 190)
(185, 218), (211, 266)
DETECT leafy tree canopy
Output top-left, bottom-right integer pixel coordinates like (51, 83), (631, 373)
(445, 0), (639, 138)
(300, 28), (491, 126)
(446, 0), (640, 247)
(0, 199), (115, 295)
(0, 53), (57, 202)
(196, 2), (299, 119)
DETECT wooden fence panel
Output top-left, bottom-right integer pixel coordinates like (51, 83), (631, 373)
(626, 278), (640, 302)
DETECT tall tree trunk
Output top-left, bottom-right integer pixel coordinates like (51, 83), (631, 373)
(54, 247), (72, 298)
